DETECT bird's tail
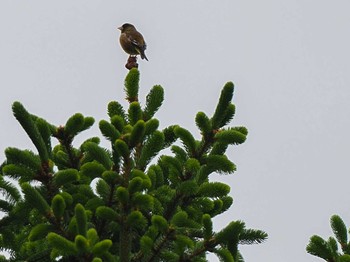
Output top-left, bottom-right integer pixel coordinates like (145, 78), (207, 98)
(141, 51), (148, 61)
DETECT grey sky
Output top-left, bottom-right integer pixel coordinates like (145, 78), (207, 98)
(1, 1), (350, 261)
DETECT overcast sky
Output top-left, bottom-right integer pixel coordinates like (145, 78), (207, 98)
(1, 1), (350, 261)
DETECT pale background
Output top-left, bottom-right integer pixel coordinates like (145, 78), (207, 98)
(1, 1), (350, 261)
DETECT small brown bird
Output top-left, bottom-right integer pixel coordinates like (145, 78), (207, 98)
(118, 23), (148, 61)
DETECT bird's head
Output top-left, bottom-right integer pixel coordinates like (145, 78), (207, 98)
(118, 23), (136, 33)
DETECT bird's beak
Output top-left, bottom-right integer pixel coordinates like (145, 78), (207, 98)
(117, 26), (122, 31)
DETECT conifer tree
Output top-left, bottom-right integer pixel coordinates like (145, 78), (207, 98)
(307, 214), (350, 262)
(0, 68), (267, 261)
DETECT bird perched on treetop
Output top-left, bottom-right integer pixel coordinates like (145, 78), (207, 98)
(118, 23), (148, 61)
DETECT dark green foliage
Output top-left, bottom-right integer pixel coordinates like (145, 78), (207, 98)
(220, 103), (236, 128)
(198, 182), (230, 198)
(114, 139), (130, 158)
(152, 215), (168, 233)
(205, 155), (236, 174)
(128, 101), (143, 125)
(92, 239), (112, 256)
(99, 120), (121, 142)
(52, 194), (66, 219)
(96, 206), (118, 221)
(75, 204), (87, 236)
(174, 127), (197, 156)
(5, 148), (41, 171)
(214, 129), (246, 145)
(127, 210), (147, 229)
(177, 180), (199, 196)
(65, 113), (85, 137)
(65, 113), (94, 139)
(195, 112), (212, 135)
(307, 235), (334, 260)
(137, 131), (164, 170)
(53, 169), (79, 187)
(75, 235), (89, 254)
(162, 125), (179, 148)
(211, 82), (234, 130)
(96, 179), (111, 201)
(12, 101), (49, 162)
(29, 223), (54, 241)
(202, 214), (213, 240)
(81, 142), (112, 169)
(331, 215), (348, 245)
(144, 118), (159, 136)
(124, 68), (140, 102)
(239, 228), (268, 245)
(143, 85), (164, 121)
(108, 101), (126, 120)
(140, 235), (154, 255)
(0, 69), (266, 261)
(21, 183), (51, 216)
(47, 233), (77, 256)
(214, 248), (234, 262)
(2, 164), (35, 182)
(307, 214), (350, 261)
(82, 117), (95, 132)
(129, 120), (145, 147)
(116, 187), (129, 204)
(0, 177), (21, 204)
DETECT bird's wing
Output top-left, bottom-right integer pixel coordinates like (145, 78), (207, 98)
(128, 35), (147, 51)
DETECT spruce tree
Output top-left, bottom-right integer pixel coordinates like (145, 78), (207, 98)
(0, 68), (267, 261)
(307, 214), (350, 262)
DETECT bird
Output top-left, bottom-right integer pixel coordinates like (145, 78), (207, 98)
(118, 23), (148, 61)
